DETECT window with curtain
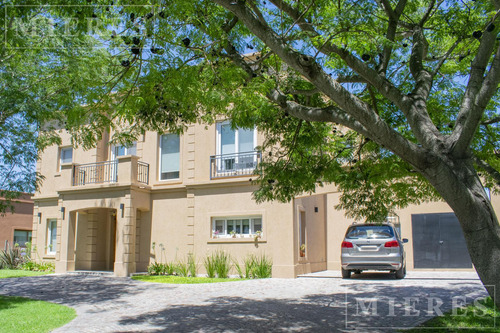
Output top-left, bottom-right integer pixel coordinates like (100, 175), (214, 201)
(160, 134), (180, 180)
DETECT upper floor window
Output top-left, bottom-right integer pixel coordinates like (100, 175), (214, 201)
(60, 147), (73, 164)
(111, 142), (136, 160)
(159, 134), (180, 180)
(214, 122), (258, 175)
(216, 121), (256, 156)
(58, 147), (73, 171)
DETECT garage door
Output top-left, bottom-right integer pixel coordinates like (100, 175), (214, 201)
(411, 213), (472, 269)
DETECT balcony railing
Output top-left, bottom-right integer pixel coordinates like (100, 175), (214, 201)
(137, 161), (149, 185)
(72, 159), (149, 186)
(73, 161), (118, 186)
(210, 151), (261, 179)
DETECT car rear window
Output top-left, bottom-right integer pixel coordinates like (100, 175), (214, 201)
(345, 225), (394, 239)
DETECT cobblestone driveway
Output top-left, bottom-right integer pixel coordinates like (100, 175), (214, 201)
(0, 271), (488, 332)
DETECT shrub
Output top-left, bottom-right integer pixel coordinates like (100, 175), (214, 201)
(203, 254), (216, 278)
(0, 248), (23, 269)
(175, 260), (189, 277)
(213, 250), (231, 278)
(252, 254), (272, 278)
(188, 253), (197, 277)
(244, 255), (256, 279)
(22, 261), (54, 272)
(233, 259), (244, 278)
(148, 262), (167, 275)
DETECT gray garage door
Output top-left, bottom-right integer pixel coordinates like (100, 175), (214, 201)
(412, 213), (472, 269)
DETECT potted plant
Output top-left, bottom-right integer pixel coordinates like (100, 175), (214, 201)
(300, 244), (306, 257)
(230, 230), (237, 238)
(213, 230), (219, 239)
(254, 230), (262, 242)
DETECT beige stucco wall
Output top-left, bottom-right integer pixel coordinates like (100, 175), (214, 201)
(293, 194), (327, 275)
(32, 121), (500, 278)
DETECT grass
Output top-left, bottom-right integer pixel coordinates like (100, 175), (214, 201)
(132, 275), (246, 284)
(403, 297), (499, 332)
(0, 295), (76, 333)
(0, 269), (52, 279)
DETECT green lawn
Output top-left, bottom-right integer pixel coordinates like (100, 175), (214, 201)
(132, 275), (246, 284)
(0, 295), (76, 333)
(0, 269), (52, 279)
(404, 297), (499, 332)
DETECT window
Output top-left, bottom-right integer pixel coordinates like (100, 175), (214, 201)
(212, 216), (262, 238)
(13, 230), (32, 247)
(111, 142), (136, 159)
(159, 134), (180, 180)
(217, 121), (256, 156)
(47, 219), (57, 255)
(216, 121), (257, 173)
(60, 147), (73, 166)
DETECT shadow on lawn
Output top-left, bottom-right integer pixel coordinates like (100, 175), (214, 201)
(0, 295), (35, 311)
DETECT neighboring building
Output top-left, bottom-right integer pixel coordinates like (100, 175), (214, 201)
(1, 193), (34, 250)
(31, 123), (499, 277)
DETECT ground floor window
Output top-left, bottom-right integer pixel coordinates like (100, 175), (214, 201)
(47, 219), (57, 255)
(13, 230), (32, 247)
(212, 216), (262, 238)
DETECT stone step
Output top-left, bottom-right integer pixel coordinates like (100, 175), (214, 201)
(65, 270), (114, 277)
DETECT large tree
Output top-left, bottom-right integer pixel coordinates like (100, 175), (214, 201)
(0, 1), (115, 213)
(6, 1), (500, 307)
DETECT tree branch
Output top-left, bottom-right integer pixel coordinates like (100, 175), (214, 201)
(267, 89), (371, 137)
(213, 0), (429, 171)
(450, 27), (499, 156)
(482, 116), (500, 125)
(473, 155), (500, 185)
(378, 0), (408, 75)
(269, 0), (410, 113)
(431, 37), (462, 77)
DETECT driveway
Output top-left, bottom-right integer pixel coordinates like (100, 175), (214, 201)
(0, 271), (487, 332)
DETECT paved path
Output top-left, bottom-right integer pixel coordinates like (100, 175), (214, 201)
(0, 271), (488, 332)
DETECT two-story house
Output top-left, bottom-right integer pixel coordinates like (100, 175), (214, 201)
(30, 121), (500, 277)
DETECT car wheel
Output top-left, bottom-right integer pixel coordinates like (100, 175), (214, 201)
(341, 268), (351, 279)
(395, 264), (406, 279)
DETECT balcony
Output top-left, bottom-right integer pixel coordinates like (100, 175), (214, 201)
(72, 156), (149, 186)
(210, 151), (261, 179)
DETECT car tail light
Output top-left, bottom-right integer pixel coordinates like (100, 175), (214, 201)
(384, 240), (399, 248)
(341, 241), (353, 248)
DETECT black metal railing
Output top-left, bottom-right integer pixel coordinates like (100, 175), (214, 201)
(210, 151), (261, 179)
(137, 161), (149, 185)
(73, 160), (118, 186)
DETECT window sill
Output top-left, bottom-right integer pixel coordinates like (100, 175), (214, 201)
(54, 173), (61, 177)
(42, 255), (56, 260)
(207, 238), (266, 244)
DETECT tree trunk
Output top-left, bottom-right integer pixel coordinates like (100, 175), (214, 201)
(422, 157), (500, 309)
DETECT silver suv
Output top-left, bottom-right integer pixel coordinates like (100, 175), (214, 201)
(340, 223), (408, 279)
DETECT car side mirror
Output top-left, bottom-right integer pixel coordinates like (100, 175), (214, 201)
(402, 238), (409, 243)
